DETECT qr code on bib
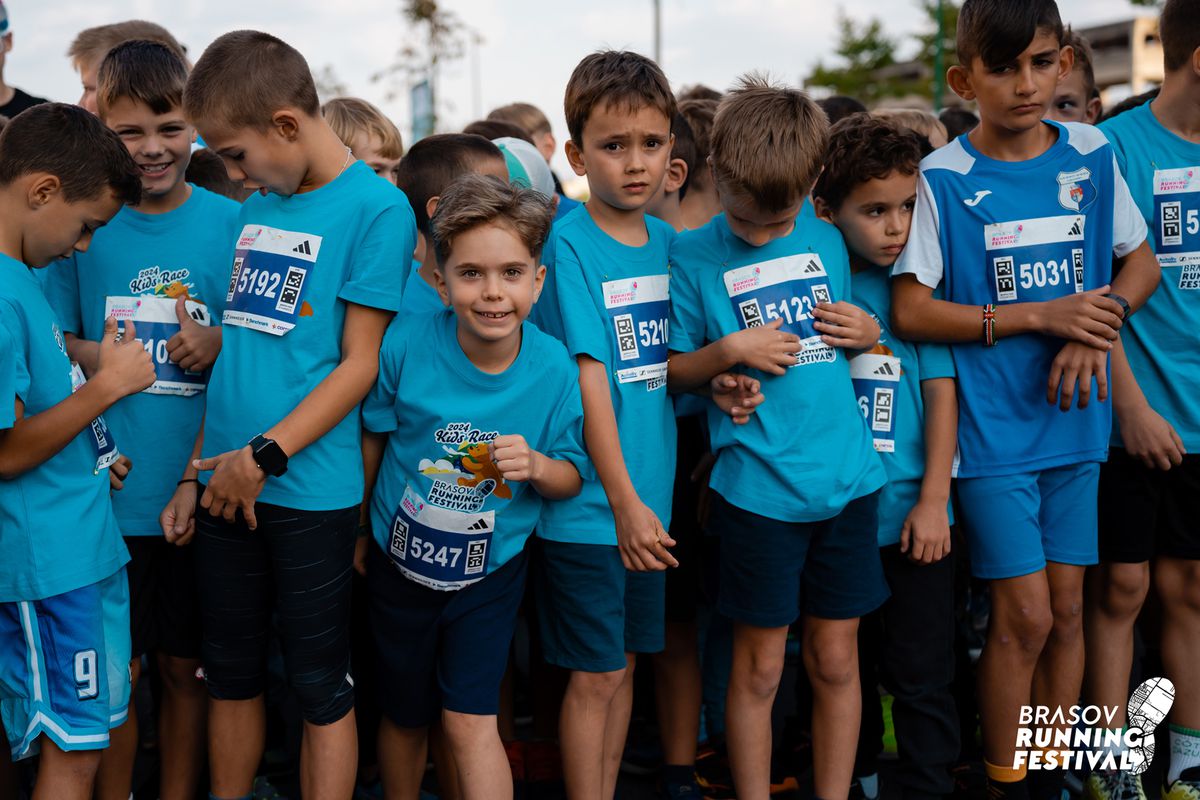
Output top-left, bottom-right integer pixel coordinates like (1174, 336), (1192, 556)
(994, 256), (1016, 301)
(389, 518), (410, 561)
(739, 299), (764, 327)
(1162, 202), (1182, 246)
(276, 266), (306, 314)
(614, 314), (640, 361)
(465, 540), (487, 575)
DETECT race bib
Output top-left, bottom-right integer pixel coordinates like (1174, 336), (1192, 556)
(224, 225), (320, 336)
(724, 254), (836, 367)
(986, 215), (1086, 303)
(70, 364), (120, 474)
(104, 295), (211, 396)
(850, 353), (901, 453)
(387, 486), (495, 591)
(602, 274), (669, 388)
(1152, 167), (1200, 290)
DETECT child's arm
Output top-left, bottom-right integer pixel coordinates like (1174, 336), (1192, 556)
(900, 377), (957, 565)
(578, 354), (677, 571)
(166, 296), (223, 372)
(0, 317), (154, 479)
(193, 303), (394, 530)
(1110, 336), (1185, 470)
(705, 373), (765, 425)
(356, 429), (388, 575)
(491, 435), (582, 499)
(666, 320), (802, 392)
(64, 333), (100, 376)
(161, 416), (204, 545)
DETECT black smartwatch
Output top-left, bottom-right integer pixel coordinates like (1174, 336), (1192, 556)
(249, 434), (288, 477)
(1105, 292), (1131, 321)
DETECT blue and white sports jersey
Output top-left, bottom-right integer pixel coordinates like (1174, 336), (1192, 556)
(0, 255), (128, 602)
(363, 311), (588, 590)
(894, 121), (1146, 478)
(670, 214), (885, 523)
(1101, 101), (1200, 451)
(849, 266), (955, 545)
(202, 161), (417, 510)
(533, 204), (677, 545)
(41, 186), (239, 536)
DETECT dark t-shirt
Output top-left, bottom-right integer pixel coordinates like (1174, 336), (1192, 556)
(0, 87), (49, 119)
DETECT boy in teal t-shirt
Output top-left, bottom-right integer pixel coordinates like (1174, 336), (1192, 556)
(41, 42), (238, 800)
(160, 31), (417, 799)
(1087, 4), (1200, 798)
(667, 77), (887, 800)
(0, 103), (154, 798)
(814, 113), (960, 800)
(361, 174), (587, 800)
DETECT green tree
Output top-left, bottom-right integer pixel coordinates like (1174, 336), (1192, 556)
(373, 0), (468, 127)
(807, 14), (907, 104)
(911, 0), (960, 108)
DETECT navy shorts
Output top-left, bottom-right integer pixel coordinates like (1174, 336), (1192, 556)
(710, 491), (888, 627)
(1099, 449), (1200, 563)
(125, 536), (201, 659)
(534, 539), (665, 673)
(368, 542), (527, 726)
(956, 462), (1099, 579)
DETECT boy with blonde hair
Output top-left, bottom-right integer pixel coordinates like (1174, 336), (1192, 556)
(67, 20), (185, 114)
(323, 96), (404, 185)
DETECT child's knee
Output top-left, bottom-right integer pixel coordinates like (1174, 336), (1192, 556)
(1100, 565), (1150, 617)
(803, 636), (857, 690)
(734, 641), (785, 699)
(441, 711), (498, 747)
(994, 602), (1053, 655)
(569, 667), (626, 701)
(159, 657), (204, 696)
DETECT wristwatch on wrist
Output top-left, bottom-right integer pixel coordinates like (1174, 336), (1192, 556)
(249, 434), (288, 477)
(1104, 292), (1131, 321)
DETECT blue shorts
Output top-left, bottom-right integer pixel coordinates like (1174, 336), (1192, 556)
(367, 542), (526, 726)
(534, 539), (665, 673)
(956, 462), (1100, 579)
(710, 491), (888, 627)
(0, 569), (131, 759)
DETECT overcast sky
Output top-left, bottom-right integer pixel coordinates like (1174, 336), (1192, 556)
(4, 0), (1143, 176)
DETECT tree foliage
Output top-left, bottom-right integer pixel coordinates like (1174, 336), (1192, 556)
(373, 0), (468, 110)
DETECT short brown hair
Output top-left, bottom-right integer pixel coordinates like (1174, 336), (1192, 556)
(872, 109), (948, 152)
(678, 84), (722, 103)
(184, 30), (319, 131)
(430, 173), (554, 267)
(68, 20), (185, 71)
(487, 102), (552, 137)
(1160, 0), (1199, 72)
(98, 40), (189, 118)
(0, 103), (142, 205)
(322, 97), (403, 159)
(812, 114), (924, 212)
(563, 50), (675, 145)
(710, 75), (828, 213)
(397, 134), (506, 236)
(669, 111), (698, 201)
(463, 119), (534, 145)
(957, 0), (1063, 69)
(1063, 27), (1097, 98)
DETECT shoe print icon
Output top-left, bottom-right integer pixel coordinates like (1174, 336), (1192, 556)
(1127, 677), (1175, 775)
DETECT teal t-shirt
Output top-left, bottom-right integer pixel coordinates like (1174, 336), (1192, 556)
(669, 213), (886, 523)
(0, 255), (128, 601)
(202, 161), (417, 510)
(533, 204), (677, 544)
(362, 311), (588, 589)
(849, 266), (955, 546)
(1101, 101), (1200, 450)
(42, 186), (240, 536)
(400, 259), (445, 316)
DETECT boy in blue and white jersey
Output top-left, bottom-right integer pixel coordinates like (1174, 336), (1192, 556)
(0, 104), (153, 798)
(362, 175), (586, 800)
(1086, 4), (1200, 799)
(814, 113), (961, 800)
(891, 1), (1159, 797)
(42, 41), (237, 800)
(668, 77), (888, 800)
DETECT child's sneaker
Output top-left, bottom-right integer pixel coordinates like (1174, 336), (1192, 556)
(1085, 771), (1146, 800)
(1163, 768), (1200, 800)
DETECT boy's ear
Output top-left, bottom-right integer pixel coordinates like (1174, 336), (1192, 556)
(664, 157), (689, 195)
(1085, 96), (1103, 125)
(532, 263), (547, 303)
(433, 263), (451, 307)
(564, 138), (586, 177)
(1191, 46), (1200, 78)
(426, 195), (440, 222)
(270, 109), (302, 142)
(946, 64), (975, 102)
(812, 195), (836, 224)
(26, 173), (62, 208)
(1057, 45), (1076, 85)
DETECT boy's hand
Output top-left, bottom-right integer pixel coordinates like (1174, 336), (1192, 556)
(614, 500), (677, 571)
(710, 373), (764, 425)
(491, 434), (541, 483)
(166, 296), (222, 372)
(720, 318), (802, 375)
(94, 317), (155, 401)
(193, 446), (266, 529)
(1119, 403), (1186, 470)
(108, 454), (132, 492)
(1037, 287), (1124, 349)
(1047, 341), (1109, 411)
(160, 481), (198, 546)
(353, 533), (370, 576)
(900, 499), (951, 565)
(813, 302), (880, 350)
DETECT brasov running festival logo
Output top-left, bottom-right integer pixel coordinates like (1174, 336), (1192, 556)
(1014, 678), (1176, 773)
